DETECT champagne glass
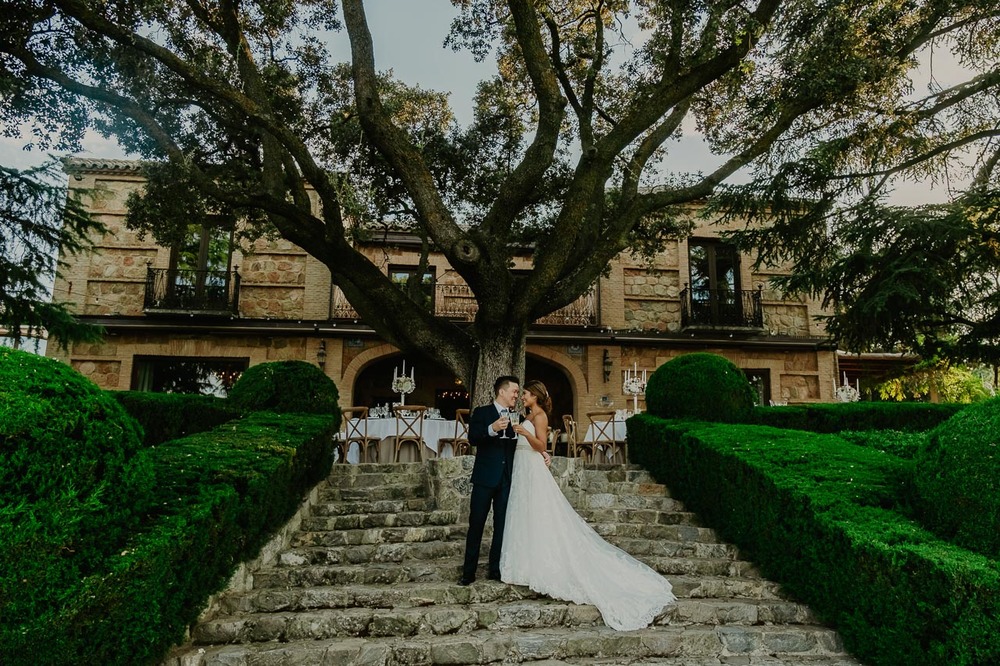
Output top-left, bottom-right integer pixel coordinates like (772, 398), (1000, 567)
(509, 398), (523, 434)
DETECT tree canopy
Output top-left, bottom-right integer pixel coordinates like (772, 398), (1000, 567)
(0, 159), (104, 347)
(2, 0), (998, 399)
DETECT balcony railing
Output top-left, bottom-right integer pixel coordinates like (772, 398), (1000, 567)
(144, 267), (240, 315)
(333, 283), (599, 327)
(680, 286), (763, 330)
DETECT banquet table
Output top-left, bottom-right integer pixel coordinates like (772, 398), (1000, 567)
(341, 417), (460, 463)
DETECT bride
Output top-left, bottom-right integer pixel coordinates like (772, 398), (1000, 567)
(502, 380), (676, 631)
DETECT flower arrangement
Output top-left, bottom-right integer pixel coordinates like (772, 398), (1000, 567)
(834, 383), (860, 403)
(391, 375), (415, 394)
(623, 376), (645, 395)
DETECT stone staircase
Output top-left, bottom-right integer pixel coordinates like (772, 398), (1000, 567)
(163, 457), (863, 665)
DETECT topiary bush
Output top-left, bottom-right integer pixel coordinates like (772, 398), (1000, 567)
(0, 347), (154, 628)
(228, 360), (341, 418)
(914, 397), (1000, 558)
(645, 352), (755, 423)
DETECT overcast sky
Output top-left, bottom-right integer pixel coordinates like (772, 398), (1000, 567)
(0, 0), (966, 204)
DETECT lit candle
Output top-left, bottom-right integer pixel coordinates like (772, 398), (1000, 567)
(411, 366), (415, 381)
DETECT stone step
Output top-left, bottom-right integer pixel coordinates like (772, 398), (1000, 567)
(278, 536), (736, 569)
(290, 524), (466, 547)
(569, 480), (670, 497)
(320, 483), (430, 502)
(590, 522), (720, 542)
(192, 595), (819, 645)
(309, 496), (437, 516)
(604, 537), (738, 560)
(290, 521), (719, 549)
(220, 574), (789, 616)
(300, 508), (460, 531)
(277, 540), (466, 566)
(541, 658), (863, 665)
(577, 507), (700, 526)
(325, 470), (429, 489)
(579, 492), (689, 512)
(251, 555), (758, 589)
(170, 624), (854, 665)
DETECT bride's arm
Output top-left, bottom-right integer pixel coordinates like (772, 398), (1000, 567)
(515, 413), (548, 454)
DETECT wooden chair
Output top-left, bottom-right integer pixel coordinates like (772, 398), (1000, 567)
(546, 427), (562, 456)
(562, 414), (593, 462)
(389, 405), (427, 463)
(339, 407), (381, 464)
(438, 408), (470, 457)
(586, 410), (627, 464)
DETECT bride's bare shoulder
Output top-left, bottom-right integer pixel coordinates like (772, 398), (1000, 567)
(530, 410), (549, 430)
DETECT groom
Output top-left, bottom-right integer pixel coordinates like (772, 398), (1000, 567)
(459, 375), (520, 585)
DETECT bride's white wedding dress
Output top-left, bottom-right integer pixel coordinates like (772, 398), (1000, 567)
(500, 419), (676, 631)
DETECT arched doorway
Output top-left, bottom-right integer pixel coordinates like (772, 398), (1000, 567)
(352, 353), (469, 419)
(525, 354), (574, 423)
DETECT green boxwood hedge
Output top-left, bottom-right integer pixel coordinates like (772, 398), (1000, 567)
(110, 391), (240, 445)
(916, 397), (1000, 558)
(645, 352), (755, 423)
(751, 401), (964, 433)
(228, 360), (341, 418)
(0, 411), (335, 666)
(628, 414), (1000, 666)
(0, 348), (153, 634)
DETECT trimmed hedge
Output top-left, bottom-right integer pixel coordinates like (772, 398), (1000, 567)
(229, 360), (341, 418)
(645, 352), (755, 423)
(0, 411), (335, 666)
(752, 401), (964, 433)
(628, 414), (1000, 666)
(110, 391), (240, 446)
(916, 397), (1000, 558)
(0, 348), (153, 633)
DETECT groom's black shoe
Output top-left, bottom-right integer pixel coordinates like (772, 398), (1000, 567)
(487, 571), (502, 581)
(458, 576), (475, 586)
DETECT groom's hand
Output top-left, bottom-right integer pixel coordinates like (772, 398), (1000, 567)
(542, 452), (552, 467)
(492, 416), (510, 432)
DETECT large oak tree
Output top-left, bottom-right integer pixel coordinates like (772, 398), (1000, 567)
(2, 0), (997, 401)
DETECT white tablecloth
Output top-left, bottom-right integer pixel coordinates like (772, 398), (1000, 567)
(340, 417), (461, 463)
(582, 419), (628, 443)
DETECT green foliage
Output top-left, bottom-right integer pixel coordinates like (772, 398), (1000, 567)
(838, 430), (927, 460)
(752, 401), (963, 433)
(874, 361), (991, 404)
(0, 348), (153, 636)
(915, 398), (1000, 558)
(628, 414), (1000, 666)
(723, 185), (1000, 366)
(0, 411), (335, 666)
(228, 360), (341, 421)
(110, 391), (240, 446)
(0, 160), (105, 347)
(645, 353), (755, 423)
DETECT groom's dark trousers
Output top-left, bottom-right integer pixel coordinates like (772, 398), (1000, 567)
(461, 403), (517, 582)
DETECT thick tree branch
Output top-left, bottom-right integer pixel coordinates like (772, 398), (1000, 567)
(340, 0), (468, 266)
(478, 0), (567, 238)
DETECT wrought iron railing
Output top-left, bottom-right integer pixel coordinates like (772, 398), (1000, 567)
(332, 282), (599, 327)
(680, 286), (763, 329)
(144, 267), (240, 315)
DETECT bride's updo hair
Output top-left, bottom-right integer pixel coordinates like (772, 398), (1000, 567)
(524, 380), (553, 415)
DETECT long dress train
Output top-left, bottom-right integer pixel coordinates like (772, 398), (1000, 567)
(500, 420), (676, 631)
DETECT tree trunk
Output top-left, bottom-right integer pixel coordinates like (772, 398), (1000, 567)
(470, 324), (527, 408)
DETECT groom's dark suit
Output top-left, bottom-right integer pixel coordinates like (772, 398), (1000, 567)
(461, 402), (517, 583)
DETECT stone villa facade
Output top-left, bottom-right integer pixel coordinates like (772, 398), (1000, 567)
(48, 158), (839, 417)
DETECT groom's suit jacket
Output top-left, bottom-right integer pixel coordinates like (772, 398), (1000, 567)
(468, 403), (517, 488)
